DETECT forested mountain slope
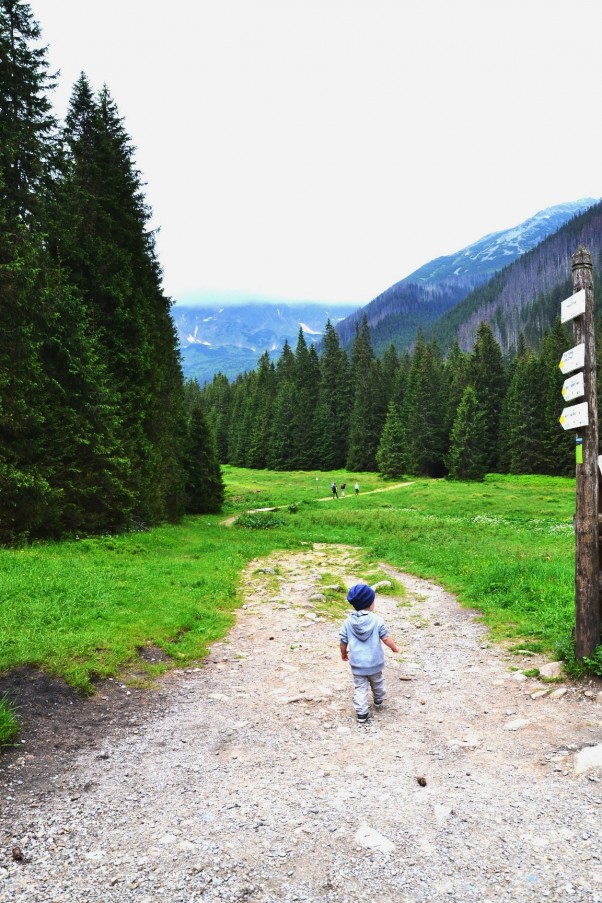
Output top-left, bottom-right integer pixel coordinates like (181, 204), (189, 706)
(427, 199), (602, 354)
(335, 199), (597, 355)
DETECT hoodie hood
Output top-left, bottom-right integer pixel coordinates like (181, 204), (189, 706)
(348, 610), (378, 641)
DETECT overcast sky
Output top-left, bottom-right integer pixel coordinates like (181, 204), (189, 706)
(31, 0), (602, 306)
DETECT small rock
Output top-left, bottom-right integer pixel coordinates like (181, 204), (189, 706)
(574, 744), (602, 775)
(434, 805), (453, 825)
(178, 840), (196, 852)
(549, 688), (567, 700)
(371, 581), (392, 592)
(355, 823), (395, 853)
(539, 662), (563, 679)
(531, 690), (549, 700)
(512, 672), (527, 683)
(504, 719), (530, 731)
(416, 776), (427, 787)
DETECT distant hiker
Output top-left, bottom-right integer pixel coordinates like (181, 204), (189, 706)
(340, 482), (346, 497)
(331, 482), (338, 499)
(354, 481), (359, 495)
(339, 584), (399, 724)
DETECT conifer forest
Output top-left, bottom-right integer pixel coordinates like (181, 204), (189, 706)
(200, 316), (583, 483)
(0, 0), (223, 544)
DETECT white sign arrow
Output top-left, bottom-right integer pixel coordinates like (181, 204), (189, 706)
(559, 401), (589, 430)
(561, 288), (586, 324)
(562, 371), (585, 402)
(559, 343), (585, 375)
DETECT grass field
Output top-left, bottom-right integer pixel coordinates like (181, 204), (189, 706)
(0, 467), (580, 743)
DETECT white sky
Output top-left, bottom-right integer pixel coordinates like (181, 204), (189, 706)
(31, 0), (602, 305)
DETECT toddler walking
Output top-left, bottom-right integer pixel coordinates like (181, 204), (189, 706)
(339, 583), (399, 723)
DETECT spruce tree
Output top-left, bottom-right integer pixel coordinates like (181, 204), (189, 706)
(267, 378), (297, 470)
(539, 319), (573, 476)
(445, 386), (487, 481)
(184, 401), (225, 514)
(347, 317), (379, 472)
(376, 401), (406, 478)
(56, 76), (187, 524)
(400, 334), (447, 476)
(314, 320), (350, 469)
(0, 1), (60, 538)
(500, 343), (546, 474)
(246, 352), (276, 469)
(290, 329), (320, 470)
(470, 322), (507, 473)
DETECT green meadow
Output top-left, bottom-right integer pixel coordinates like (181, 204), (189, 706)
(0, 467), (579, 743)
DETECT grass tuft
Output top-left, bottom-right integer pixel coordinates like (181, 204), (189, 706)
(0, 695), (19, 746)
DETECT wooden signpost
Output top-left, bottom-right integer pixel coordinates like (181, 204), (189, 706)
(559, 247), (600, 659)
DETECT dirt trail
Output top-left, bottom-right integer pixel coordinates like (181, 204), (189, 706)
(221, 482), (413, 527)
(2, 544), (602, 903)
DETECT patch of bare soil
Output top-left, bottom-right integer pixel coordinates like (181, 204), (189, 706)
(2, 543), (602, 903)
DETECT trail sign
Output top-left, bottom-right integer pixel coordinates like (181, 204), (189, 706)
(559, 342), (585, 375)
(562, 371), (585, 402)
(559, 401), (589, 430)
(561, 288), (586, 324)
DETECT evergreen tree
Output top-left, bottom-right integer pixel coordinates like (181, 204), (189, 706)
(445, 386), (487, 481)
(0, 0), (57, 224)
(246, 352), (276, 469)
(444, 340), (471, 442)
(400, 334), (447, 476)
(470, 322), (507, 473)
(0, 2), (63, 539)
(376, 401), (406, 478)
(267, 378), (297, 470)
(539, 319), (573, 476)
(314, 320), (350, 469)
(183, 401), (225, 514)
(56, 76), (187, 524)
(347, 316), (379, 471)
(290, 330), (320, 469)
(500, 342), (546, 474)
(201, 372), (232, 462)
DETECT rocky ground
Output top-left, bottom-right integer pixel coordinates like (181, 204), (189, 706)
(2, 543), (602, 903)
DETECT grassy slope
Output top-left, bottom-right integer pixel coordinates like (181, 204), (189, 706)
(0, 467), (577, 741)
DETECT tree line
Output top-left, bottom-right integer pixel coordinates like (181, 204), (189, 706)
(201, 315), (586, 482)
(0, 0), (223, 544)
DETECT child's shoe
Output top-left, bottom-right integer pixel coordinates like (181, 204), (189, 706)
(357, 712), (369, 724)
(374, 700), (384, 709)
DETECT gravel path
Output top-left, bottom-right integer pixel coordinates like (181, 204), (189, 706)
(3, 543), (602, 903)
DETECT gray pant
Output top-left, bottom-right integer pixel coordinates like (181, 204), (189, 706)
(352, 671), (385, 716)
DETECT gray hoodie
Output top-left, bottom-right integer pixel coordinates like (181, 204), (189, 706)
(339, 611), (389, 676)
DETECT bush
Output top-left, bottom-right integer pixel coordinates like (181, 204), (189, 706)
(235, 511), (286, 529)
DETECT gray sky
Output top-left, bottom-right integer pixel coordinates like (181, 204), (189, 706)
(32, 0), (602, 306)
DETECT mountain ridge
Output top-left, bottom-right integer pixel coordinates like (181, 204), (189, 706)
(334, 198), (598, 354)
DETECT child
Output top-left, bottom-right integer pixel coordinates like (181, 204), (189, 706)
(339, 583), (399, 723)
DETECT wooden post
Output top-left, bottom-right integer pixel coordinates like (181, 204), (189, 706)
(572, 245), (600, 659)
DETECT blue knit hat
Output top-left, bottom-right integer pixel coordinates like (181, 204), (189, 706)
(347, 583), (375, 611)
